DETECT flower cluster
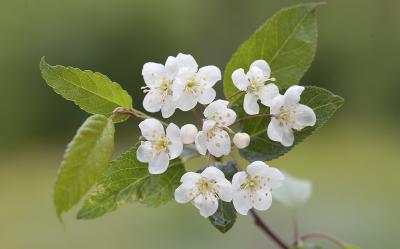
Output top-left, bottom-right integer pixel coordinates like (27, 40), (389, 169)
(136, 53), (316, 217)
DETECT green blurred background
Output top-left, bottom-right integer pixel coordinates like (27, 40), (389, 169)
(1, 0), (399, 248)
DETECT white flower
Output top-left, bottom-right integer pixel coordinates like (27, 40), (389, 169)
(232, 161), (284, 215)
(195, 100), (237, 157)
(180, 124), (198, 144)
(142, 56), (179, 118)
(173, 53), (221, 111)
(273, 172), (312, 209)
(267, 85), (316, 147)
(231, 59), (279, 115)
(175, 166), (232, 218)
(137, 119), (183, 174)
(233, 132), (250, 149)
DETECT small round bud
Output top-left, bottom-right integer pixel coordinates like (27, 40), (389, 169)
(233, 132), (250, 149)
(180, 124), (198, 144)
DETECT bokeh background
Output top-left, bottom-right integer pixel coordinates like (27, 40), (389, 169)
(1, 0), (399, 248)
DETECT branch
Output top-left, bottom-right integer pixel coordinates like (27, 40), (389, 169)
(191, 108), (203, 126)
(250, 210), (289, 249)
(298, 232), (345, 248)
(233, 114), (273, 125)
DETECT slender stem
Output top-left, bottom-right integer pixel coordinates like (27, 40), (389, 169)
(293, 215), (299, 243)
(110, 107), (167, 126)
(233, 114), (273, 125)
(227, 90), (243, 101)
(299, 232), (345, 248)
(191, 108), (203, 126)
(250, 210), (289, 249)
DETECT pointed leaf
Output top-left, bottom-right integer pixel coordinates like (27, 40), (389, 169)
(40, 57), (132, 122)
(239, 86), (344, 161)
(224, 3), (321, 101)
(77, 145), (186, 219)
(54, 114), (115, 220)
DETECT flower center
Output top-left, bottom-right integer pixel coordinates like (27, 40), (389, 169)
(158, 79), (172, 96)
(247, 78), (264, 95)
(196, 177), (218, 198)
(241, 176), (262, 192)
(151, 136), (170, 155)
(185, 77), (200, 94)
(277, 105), (296, 126)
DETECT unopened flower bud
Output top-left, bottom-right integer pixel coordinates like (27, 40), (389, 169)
(233, 132), (250, 149)
(180, 124), (198, 144)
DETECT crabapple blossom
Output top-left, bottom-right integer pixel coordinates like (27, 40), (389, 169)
(231, 59), (279, 115)
(232, 161), (284, 215)
(175, 166), (232, 218)
(173, 53), (221, 111)
(267, 85), (316, 147)
(180, 124), (198, 144)
(195, 100), (237, 157)
(136, 119), (183, 174)
(233, 132), (250, 149)
(142, 56), (179, 118)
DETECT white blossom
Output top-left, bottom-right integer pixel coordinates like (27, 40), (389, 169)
(142, 56), (179, 118)
(137, 119), (183, 174)
(175, 166), (232, 218)
(232, 161), (284, 215)
(273, 172), (312, 209)
(231, 59), (279, 115)
(233, 132), (250, 149)
(195, 100), (236, 157)
(173, 53), (221, 111)
(180, 124), (198, 144)
(267, 85), (316, 147)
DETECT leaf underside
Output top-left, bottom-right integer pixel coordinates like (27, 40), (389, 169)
(54, 114), (115, 220)
(77, 145), (186, 219)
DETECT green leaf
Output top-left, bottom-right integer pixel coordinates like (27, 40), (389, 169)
(239, 86), (344, 161)
(224, 3), (321, 101)
(54, 114), (115, 220)
(40, 57), (133, 122)
(202, 161), (238, 233)
(344, 244), (361, 249)
(77, 145), (186, 219)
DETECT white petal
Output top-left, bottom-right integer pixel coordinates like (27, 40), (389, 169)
(221, 108), (237, 127)
(244, 93), (260, 115)
(216, 178), (233, 202)
(250, 60), (271, 79)
(193, 194), (218, 218)
(197, 65), (221, 88)
(165, 56), (178, 79)
(195, 131), (208, 155)
(267, 118), (284, 143)
(161, 96), (176, 118)
(143, 90), (162, 113)
(139, 118), (165, 141)
(252, 191), (272, 211)
(232, 190), (253, 215)
(247, 161), (269, 177)
(175, 184), (195, 203)
(203, 100), (229, 118)
(283, 85), (304, 105)
(198, 87), (216, 105)
(142, 62), (166, 86)
(202, 119), (216, 133)
(231, 68), (249, 91)
(166, 123), (181, 142)
(207, 129), (231, 157)
(259, 83), (280, 107)
(281, 126), (294, 147)
(264, 167), (285, 189)
(246, 66), (265, 84)
(148, 152), (170, 174)
(168, 140), (183, 160)
(177, 91), (197, 111)
(176, 53), (198, 71)
(273, 172), (312, 209)
(201, 166), (225, 181)
(172, 78), (185, 101)
(232, 171), (248, 189)
(181, 172), (201, 185)
(136, 142), (152, 163)
(269, 95), (285, 115)
(293, 104), (316, 130)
